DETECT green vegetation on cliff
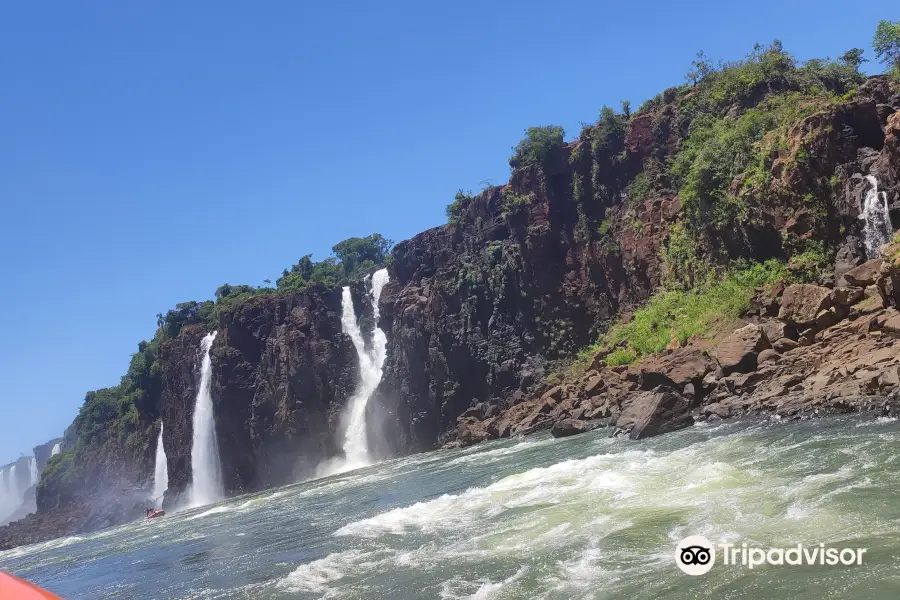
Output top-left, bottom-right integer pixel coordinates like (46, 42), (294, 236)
(39, 340), (162, 507)
(599, 260), (789, 365)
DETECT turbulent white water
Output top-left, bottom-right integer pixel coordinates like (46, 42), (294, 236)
(7, 419), (899, 600)
(189, 331), (224, 508)
(50, 443), (61, 457)
(152, 423), (168, 508)
(332, 268), (390, 472)
(861, 174), (893, 256)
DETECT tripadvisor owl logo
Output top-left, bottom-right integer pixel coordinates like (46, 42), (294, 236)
(675, 535), (868, 574)
(675, 535), (715, 575)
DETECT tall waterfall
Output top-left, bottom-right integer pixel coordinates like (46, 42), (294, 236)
(152, 423), (168, 507)
(28, 457), (39, 487)
(189, 332), (224, 508)
(336, 268), (390, 471)
(861, 175), (893, 257)
(51, 443), (61, 457)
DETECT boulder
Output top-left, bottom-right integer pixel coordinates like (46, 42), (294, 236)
(831, 287), (865, 307)
(834, 236), (865, 286)
(778, 284), (833, 325)
(550, 419), (598, 438)
(760, 319), (794, 344)
(772, 337), (800, 353)
(713, 324), (771, 375)
(631, 347), (712, 390)
(615, 390), (693, 440)
(583, 375), (605, 396)
(758, 348), (780, 364)
(844, 259), (884, 287)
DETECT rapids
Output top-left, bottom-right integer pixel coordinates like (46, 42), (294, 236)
(2, 417), (899, 599)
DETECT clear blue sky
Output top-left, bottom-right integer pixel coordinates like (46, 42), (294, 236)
(0, 0), (894, 464)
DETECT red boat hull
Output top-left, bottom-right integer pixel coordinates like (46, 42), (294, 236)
(0, 571), (63, 599)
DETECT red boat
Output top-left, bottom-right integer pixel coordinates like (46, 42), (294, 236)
(0, 571), (62, 599)
(146, 509), (166, 519)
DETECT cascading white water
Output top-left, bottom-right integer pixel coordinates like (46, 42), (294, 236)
(51, 443), (61, 457)
(153, 423), (168, 508)
(861, 175), (893, 257)
(189, 332), (224, 508)
(0, 465), (22, 520)
(334, 268), (390, 471)
(28, 457), (39, 487)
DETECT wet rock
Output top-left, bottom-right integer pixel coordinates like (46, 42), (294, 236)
(713, 324), (771, 375)
(615, 390), (693, 440)
(779, 284), (832, 326)
(550, 419), (598, 438)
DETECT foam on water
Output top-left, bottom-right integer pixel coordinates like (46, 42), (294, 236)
(4, 417), (900, 599)
(186, 506), (231, 521)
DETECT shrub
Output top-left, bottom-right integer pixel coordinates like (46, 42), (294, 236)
(446, 189), (471, 225)
(500, 190), (534, 217)
(509, 126), (565, 170)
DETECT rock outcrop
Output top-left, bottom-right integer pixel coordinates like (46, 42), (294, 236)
(445, 275), (900, 448)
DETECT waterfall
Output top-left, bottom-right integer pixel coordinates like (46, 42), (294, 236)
(335, 268), (390, 471)
(189, 332), (224, 508)
(28, 457), (39, 487)
(861, 175), (893, 257)
(152, 423), (168, 508)
(51, 443), (61, 457)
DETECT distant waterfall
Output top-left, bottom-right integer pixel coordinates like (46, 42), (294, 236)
(28, 457), (39, 487)
(153, 423), (168, 508)
(0, 465), (22, 521)
(335, 268), (390, 471)
(189, 332), (224, 508)
(861, 175), (893, 257)
(51, 443), (61, 457)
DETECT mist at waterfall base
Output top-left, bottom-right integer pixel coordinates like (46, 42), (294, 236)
(3, 417), (900, 599)
(188, 331), (224, 509)
(319, 268), (390, 476)
(0, 458), (40, 525)
(861, 175), (894, 257)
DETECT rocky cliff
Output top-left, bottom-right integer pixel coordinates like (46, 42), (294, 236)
(369, 67), (900, 455)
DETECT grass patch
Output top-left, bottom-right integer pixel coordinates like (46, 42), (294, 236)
(601, 259), (788, 363)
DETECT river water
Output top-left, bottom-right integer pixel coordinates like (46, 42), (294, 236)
(2, 417), (900, 598)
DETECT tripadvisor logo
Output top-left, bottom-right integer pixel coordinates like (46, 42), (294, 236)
(675, 536), (867, 575)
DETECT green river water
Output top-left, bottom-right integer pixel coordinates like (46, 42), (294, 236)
(2, 417), (899, 598)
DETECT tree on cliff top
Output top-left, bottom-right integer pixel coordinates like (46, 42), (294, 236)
(509, 125), (565, 170)
(874, 20), (900, 77)
(277, 233), (393, 292)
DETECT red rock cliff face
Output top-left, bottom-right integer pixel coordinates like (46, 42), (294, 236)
(368, 143), (659, 455)
(369, 77), (900, 456)
(160, 284), (358, 506)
